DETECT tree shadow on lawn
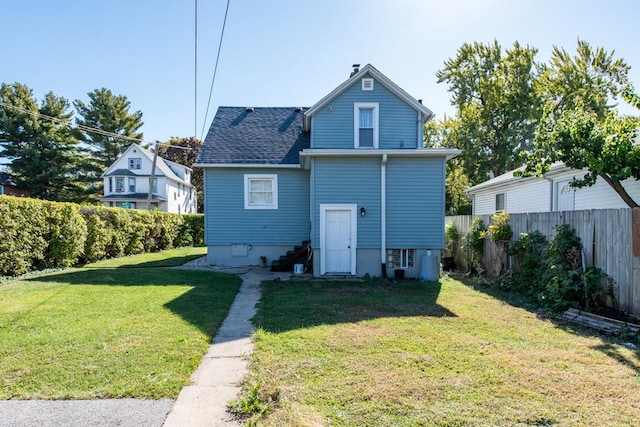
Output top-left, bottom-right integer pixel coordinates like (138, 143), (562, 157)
(253, 278), (456, 333)
(26, 267), (241, 338)
(80, 254), (205, 269)
(450, 273), (640, 365)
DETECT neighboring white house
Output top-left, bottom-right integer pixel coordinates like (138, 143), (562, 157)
(466, 162), (640, 215)
(100, 143), (197, 214)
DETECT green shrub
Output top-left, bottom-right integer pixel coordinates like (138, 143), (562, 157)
(509, 224), (605, 312)
(508, 231), (548, 292)
(444, 223), (459, 256)
(488, 211), (513, 242)
(43, 202), (87, 269)
(0, 197), (47, 275)
(463, 218), (486, 274)
(0, 197), (204, 275)
(183, 214), (204, 246)
(81, 212), (111, 262)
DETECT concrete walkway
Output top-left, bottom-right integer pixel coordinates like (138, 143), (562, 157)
(0, 265), (287, 427)
(163, 267), (288, 427)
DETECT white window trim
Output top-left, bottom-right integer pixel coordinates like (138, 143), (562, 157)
(244, 174), (278, 210)
(128, 158), (141, 170)
(354, 102), (379, 148)
(387, 248), (415, 269)
(115, 177), (124, 193)
(362, 78), (374, 91)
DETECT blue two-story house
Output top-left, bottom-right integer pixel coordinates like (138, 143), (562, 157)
(195, 64), (459, 278)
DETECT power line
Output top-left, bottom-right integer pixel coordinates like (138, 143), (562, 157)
(199, 0), (231, 141)
(194, 0), (198, 138)
(0, 101), (144, 143)
(0, 102), (198, 154)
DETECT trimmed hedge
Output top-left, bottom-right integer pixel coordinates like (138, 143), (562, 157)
(0, 196), (205, 276)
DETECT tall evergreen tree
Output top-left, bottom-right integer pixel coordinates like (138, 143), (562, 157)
(0, 83), (83, 201)
(74, 88), (144, 169)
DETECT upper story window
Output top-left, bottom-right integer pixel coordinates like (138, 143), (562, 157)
(128, 177), (136, 193)
(115, 177), (124, 193)
(129, 158), (142, 170)
(361, 78), (374, 91)
(354, 102), (379, 148)
(152, 178), (158, 194)
(244, 174), (278, 210)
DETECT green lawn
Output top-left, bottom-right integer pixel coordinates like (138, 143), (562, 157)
(0, 247), (241, 400)
(242, 276), (640, 426)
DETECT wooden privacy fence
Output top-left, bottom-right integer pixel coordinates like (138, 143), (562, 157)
(446, 209), (640, 317)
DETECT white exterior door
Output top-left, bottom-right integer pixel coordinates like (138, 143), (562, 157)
(320, 204), (357, 275)
(556, 179), (575, 211)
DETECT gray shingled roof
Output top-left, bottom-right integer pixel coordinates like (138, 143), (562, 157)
(196, 107), (310, 165)
(103, 168), (142, 177)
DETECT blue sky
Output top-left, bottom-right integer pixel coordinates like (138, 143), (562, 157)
(3, 0), (639, 143)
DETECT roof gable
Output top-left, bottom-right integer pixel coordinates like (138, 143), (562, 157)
(303, 64), (433, 131)
(101, 143), (190, 185)
(196, 107), (310, 166)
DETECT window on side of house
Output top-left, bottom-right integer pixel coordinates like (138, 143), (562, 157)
(354, 102), (379, 148)
(128, 177), (136, 193)
(496, 193), (505, 211)
(108, 177), (113, 193)
(0, 186), (3, 195)
(386, 249), (415, 269)
(115, 177), (124, 192)
(128, 158), (141, 170)
(244, 174), (278, 209)
(152, 178), (158, 194)
(361, 78), (374, 91)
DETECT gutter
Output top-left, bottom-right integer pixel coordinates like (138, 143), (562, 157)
(381, 153), (388, 277)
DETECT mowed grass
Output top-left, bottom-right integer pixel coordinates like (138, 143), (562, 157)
(248, 276), (640, 426)
(0, 247), (241, 400)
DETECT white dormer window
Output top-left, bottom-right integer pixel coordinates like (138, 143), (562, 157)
(354, 102), (379, 148)
(362, 78), (374, 91)
(129, 158), (141, 170)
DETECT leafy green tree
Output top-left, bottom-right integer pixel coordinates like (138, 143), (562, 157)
(156, 137), (204, 213)
(74, 88), (144, 169)
(424, 118), (471, 214)
(522, 40), (640, 207)
(537, 39), (630, 119)
(528, 107), (639, 207)
(0, 83), (84, 200)
(436, 40), (541, 184)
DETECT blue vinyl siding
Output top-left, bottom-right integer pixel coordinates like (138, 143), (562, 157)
(312, 158), (381, 248)
(311, 77), (420, 149)
(386, 157), (445, 248)
(204, 168), (309, 245)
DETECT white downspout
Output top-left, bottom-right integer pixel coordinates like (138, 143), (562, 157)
(381, 154), (388, 274)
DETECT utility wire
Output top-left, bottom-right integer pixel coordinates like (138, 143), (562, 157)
(1, 102), (201, 157)
(199, 0), (231, 141)
(194, 0), (198, 138)
(0, 101), (144, 143)
(1, 101), (196, 152)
